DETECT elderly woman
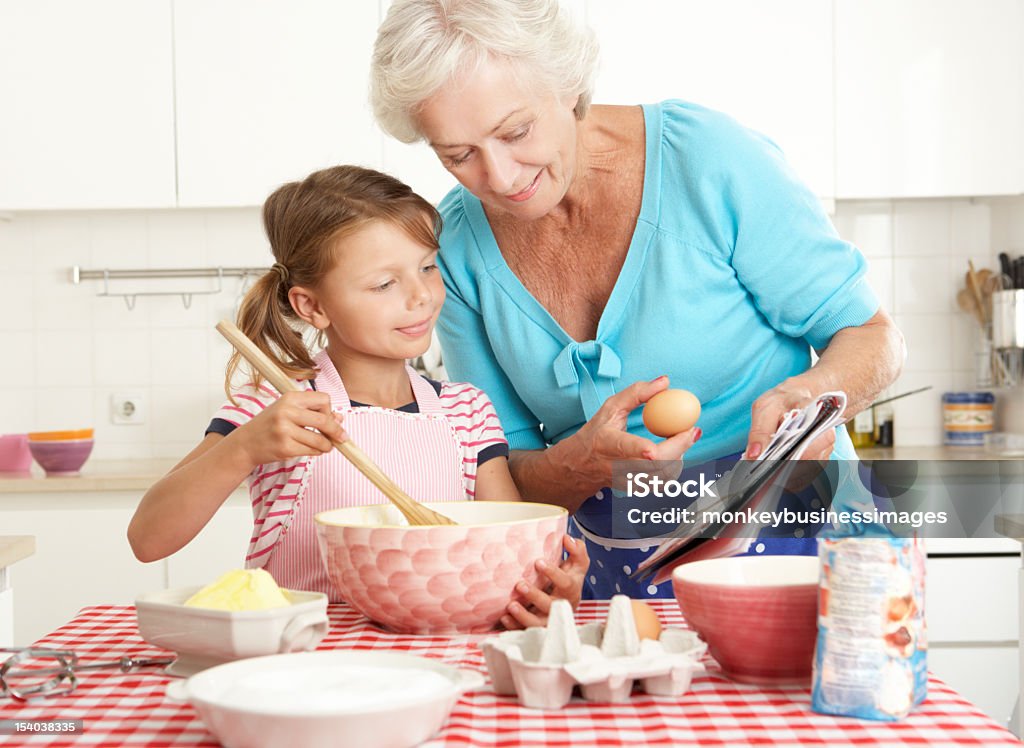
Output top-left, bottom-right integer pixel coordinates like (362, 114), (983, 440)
(371, 0), (905, 600)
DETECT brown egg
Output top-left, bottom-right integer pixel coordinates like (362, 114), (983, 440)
(630, 599), (663, 640)
(643, 389), (701, 437)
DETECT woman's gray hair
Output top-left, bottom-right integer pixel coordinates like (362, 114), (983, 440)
(371, 0), (599, 143)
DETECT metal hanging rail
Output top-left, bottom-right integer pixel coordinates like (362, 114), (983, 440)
(71, 265), (270, 310)
(71, 266), (269, 282)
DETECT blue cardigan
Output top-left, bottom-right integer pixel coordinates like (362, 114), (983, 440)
(436, 100), (877, 464)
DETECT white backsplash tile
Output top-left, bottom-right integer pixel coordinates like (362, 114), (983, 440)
(33, 386), (96, 432)
(1, 197), (1021, 451)
(889, 370), (954, 447)
(863, 256), (894, 313)
(893, 201), (953, 257)
(146, 210), (209, 267)
(0, 273), (35, 331)
(151, 385), (211, 445)
(93, 330), (152, 386)
(152, 439), (202, 460)
(0, 217), (37, 273)
(892, 256), (955, 314)
(33, 274), (95, 330)
(2, 387), (35, 433)
(33, 331), (95, 388)
(950, 200), (992, 259)
(831, 200), (893, 258)
(0, 332), (37, 388)
(151, 329), (210, 386)
(894, 314), (954, 372)
(90, 212), (148, 266)
(93, 296), (154, 330)
(950, 313), (985, 377)
(30, 214), (94, 267)
(205, 208), (268, 267)
(100, 441), (154, 460)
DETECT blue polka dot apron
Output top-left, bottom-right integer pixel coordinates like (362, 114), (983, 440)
(569, 452), (819, 599)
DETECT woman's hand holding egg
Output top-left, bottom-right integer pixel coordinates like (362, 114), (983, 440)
(560, 379), (703, 497)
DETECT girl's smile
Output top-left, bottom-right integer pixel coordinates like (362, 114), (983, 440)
(290, 218), (445, 369)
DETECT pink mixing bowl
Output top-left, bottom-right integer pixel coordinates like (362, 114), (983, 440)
(672, 555), (819, 685)
(315, 501), (567, 634)
(27, 439), (94, 476)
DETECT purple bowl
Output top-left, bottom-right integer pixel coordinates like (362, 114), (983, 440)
(28, 439), (94, 476)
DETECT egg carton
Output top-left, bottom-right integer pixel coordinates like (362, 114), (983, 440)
(480, 596), (706, 709)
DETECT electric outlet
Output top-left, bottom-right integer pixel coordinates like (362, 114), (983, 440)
(111, 393), (146, 425)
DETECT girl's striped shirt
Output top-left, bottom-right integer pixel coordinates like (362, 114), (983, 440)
(206, 373), (509, 568)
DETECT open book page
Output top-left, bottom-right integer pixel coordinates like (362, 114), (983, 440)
(634, 392), (848, 584)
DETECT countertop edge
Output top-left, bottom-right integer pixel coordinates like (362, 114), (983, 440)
(995, 514), (1024, 541)
(0, 460), (180, 494)
(0, 536), (36, 569)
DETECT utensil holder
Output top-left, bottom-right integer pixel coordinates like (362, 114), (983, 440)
(992, 289), (1024, 349)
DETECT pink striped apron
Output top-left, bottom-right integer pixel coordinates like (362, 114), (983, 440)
(263, 352), (464, 599)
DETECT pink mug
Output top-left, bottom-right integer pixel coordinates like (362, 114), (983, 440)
(0, 434), (32, 473)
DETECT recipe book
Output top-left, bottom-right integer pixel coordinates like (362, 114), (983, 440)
(633, 392), (848, 585)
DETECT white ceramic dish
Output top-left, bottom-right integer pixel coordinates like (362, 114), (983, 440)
(136, 586), (328, 677)
(167, 650), (484, 748)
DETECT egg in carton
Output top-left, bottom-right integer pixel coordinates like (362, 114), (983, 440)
(480, 595), (706, 709)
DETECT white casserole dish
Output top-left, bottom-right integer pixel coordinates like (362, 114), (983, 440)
(167, 650), (484, 748)
(136, 586), (329, 676)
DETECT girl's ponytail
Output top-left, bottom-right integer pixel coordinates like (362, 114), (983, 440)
(223, 267), (318, 401)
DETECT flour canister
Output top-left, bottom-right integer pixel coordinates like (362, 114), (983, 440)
(941, 392), (994, 446)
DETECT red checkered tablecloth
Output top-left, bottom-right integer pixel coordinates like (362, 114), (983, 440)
(0, 600), (1019, 746)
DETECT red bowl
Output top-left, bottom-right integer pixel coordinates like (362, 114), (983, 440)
(672, 555), (819, 685)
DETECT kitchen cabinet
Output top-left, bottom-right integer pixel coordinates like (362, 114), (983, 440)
(835, 0), (1024, 198)
(926, 549), (1019, 728)
(585, 0), (835, 200)
(0, 488), (250, 645)
(0, 0), (177, 210)
(173, 0), (382, 207)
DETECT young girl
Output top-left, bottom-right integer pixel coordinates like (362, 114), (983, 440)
(127, 165), (587, 629)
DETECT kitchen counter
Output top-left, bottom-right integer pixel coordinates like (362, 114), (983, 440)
(995, 514), (1024, 737)
(0, 459), (178, 494)
(0, 535), (35, 647)
(997, 515), (1024, 540)
(0, 535), (35, 569)
(856, 445), (1019, 460)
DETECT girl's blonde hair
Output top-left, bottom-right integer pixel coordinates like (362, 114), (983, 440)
(226, 165), (441, 397)
(371, 0), (600, 143)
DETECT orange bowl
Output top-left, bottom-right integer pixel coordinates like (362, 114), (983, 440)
(672, 555), (819, 685)
(28, 429), (94, 442)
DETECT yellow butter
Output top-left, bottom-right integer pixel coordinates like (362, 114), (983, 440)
(183, 568), (291, 611)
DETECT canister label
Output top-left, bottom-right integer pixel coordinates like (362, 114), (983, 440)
(941, 392), (994, 446)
